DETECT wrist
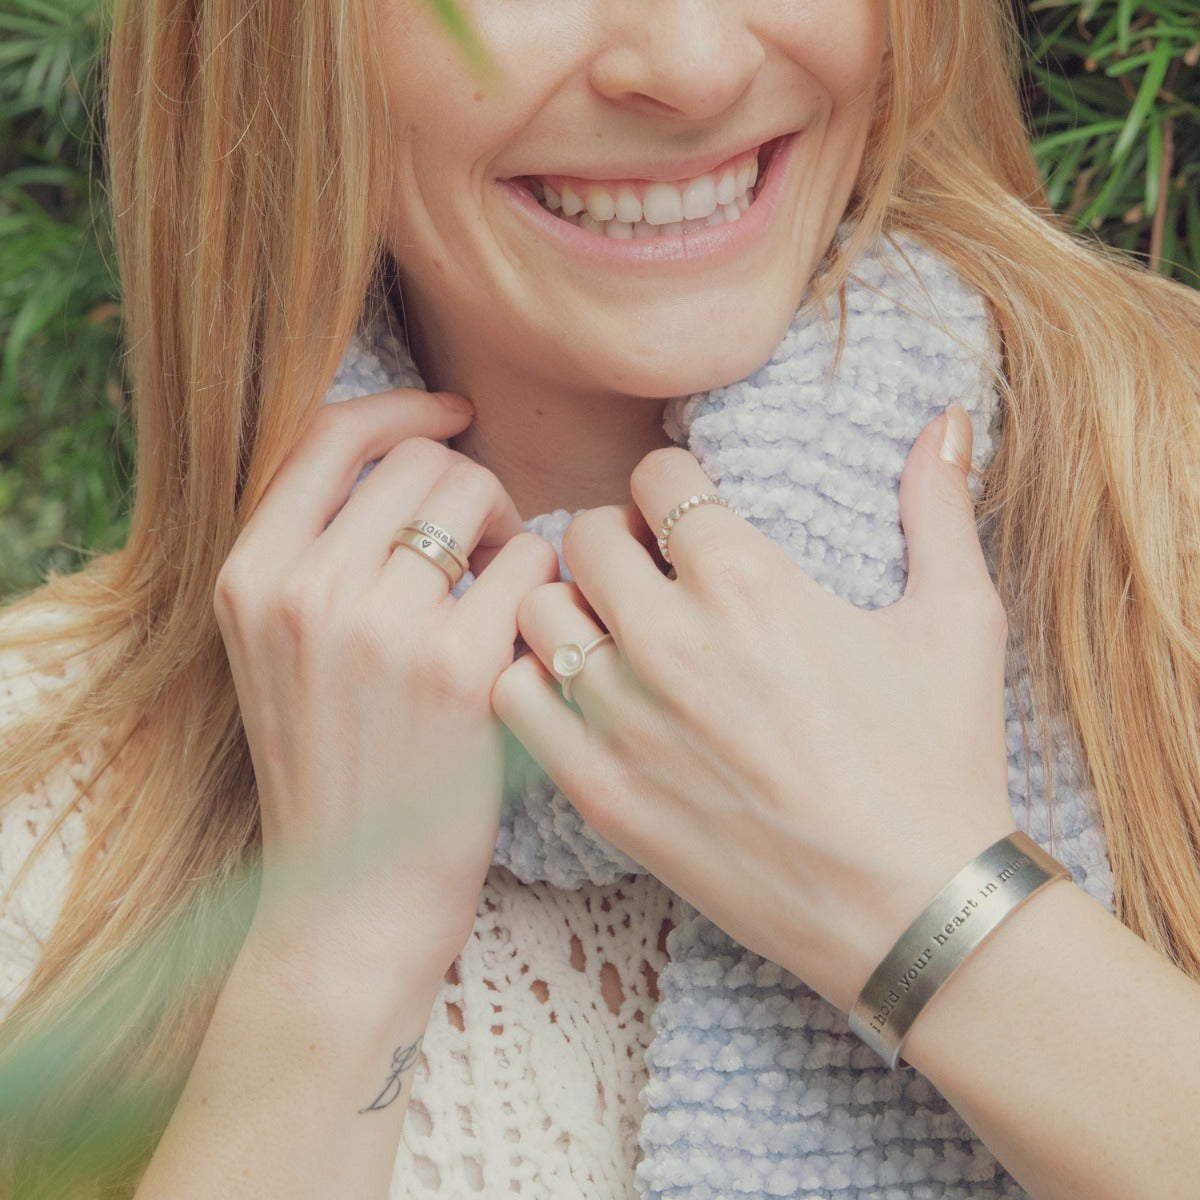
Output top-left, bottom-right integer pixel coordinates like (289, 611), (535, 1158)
(898, 878), (1088, 1078)
(790, 816), (1020, 1012)
(848, 832), (1071, 1067)
(248, 847), (487, 1010)
(239, 908), (449, 1025)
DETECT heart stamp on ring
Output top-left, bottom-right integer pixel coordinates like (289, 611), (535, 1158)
(391, 521), (468, 588)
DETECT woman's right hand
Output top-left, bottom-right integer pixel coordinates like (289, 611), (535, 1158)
(214, 389), (557, 1000)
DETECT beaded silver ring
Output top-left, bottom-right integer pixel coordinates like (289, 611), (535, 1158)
(655, 494), (736, 566)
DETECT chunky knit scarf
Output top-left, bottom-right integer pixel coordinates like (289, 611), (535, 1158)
(326, 237), (1114, 1199)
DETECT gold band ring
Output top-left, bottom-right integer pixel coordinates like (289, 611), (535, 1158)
(552, 633), (615, 705)
(656, 493), (736, 566)
(391, 527), (466, 588)
(399, 520), (469, 575)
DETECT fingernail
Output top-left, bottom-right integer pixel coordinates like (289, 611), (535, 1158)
(938, 404), (971, 469)
(436, 391), (474, 415)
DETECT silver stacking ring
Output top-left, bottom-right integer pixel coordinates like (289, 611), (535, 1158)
(391, 521), (468, 588)
(552, 633), (615, 705)
(656, 493), (735, 565)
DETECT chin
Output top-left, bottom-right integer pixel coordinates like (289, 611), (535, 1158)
(597, 308), (794, 399)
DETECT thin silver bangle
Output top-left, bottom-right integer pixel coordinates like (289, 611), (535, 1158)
(849, 832), (1071, 1068)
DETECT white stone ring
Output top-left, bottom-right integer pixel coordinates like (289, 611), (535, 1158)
(551, 634), (615, 705)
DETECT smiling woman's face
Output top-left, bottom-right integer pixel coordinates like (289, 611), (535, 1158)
(376, 1), (886, 400)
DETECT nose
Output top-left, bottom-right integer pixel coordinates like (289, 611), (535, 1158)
(588, 1), (765, 121)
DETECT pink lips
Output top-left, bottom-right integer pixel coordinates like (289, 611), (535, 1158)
(499, 133), (798, 268)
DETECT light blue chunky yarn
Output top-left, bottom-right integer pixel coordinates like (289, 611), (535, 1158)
(327, 237), (1113, 1198)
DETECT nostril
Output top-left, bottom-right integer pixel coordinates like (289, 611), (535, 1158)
(626, 92), (699, 120)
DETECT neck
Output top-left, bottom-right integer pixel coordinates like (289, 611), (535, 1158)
(406, 321), (676, 520)
(450, 387), (674, 519)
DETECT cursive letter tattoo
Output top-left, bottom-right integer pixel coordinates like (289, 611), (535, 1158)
(358, 1038), (422, 1114)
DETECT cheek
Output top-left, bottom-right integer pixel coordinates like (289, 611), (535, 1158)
(373, 4), (494, 184)
(790, 0), (887, 111)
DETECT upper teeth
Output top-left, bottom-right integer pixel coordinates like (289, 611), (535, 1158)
(533, 150), (760, 238)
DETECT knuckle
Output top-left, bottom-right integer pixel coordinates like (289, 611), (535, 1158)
(340, 605), (393, 664)
(640, 616), (690, 668)
(509, 531), (560, 576)
(489, 655), (535, 718)
(389, 435), (449, 469)
(213, 561), (241, 627)
(936, 578), (1008, 649)
(516, 580), (566, 632)
(413, 639), (486, 706)
(561, 507), (606, 559)
(275, 572), (336, 641)
(305, 400), (361, 454)
(442, 457), (504, 508)
(630, 446), (692, 493)
(489, 665), (517, 716)
(213, 553), (256, 632)
(693, 534), (772, 604)
(572, 765), (638, 846)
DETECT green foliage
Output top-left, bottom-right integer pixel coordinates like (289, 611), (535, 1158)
(1023, 0), (1200, 284)
(0, 1), (1197, 600)
(0, 0), (129, 598)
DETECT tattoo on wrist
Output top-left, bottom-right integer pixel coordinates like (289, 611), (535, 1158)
(359, 1038), (422, 1113)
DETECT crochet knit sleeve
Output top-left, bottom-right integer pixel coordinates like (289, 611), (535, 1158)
(0, 618), (89, 1021)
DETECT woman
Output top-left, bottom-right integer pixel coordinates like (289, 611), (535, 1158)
(2, 0), (1200, 1196)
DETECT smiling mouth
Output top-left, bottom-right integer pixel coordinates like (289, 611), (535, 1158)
(519, 140), (781, 241)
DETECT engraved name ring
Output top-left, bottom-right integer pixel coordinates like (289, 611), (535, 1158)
(400, 520), (469, 575)
(391, 521), (468, 588)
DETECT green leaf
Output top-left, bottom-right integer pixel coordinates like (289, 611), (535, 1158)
(1115, 0), (1136, 54)
(1144, 118), (1163, 215)
(1112, 38), (1173, 162)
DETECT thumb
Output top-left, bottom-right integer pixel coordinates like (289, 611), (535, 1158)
(899, 405), (989, 599)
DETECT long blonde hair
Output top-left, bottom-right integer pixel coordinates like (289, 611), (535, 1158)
(2, 1), (1199, 1194)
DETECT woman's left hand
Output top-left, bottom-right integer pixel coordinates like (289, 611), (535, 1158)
(492, 407), (1018, 1013)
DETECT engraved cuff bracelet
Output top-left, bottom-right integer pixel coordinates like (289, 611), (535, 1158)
(848, 831), (1071, 1068)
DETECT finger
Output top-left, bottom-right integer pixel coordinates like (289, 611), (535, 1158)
(491, 651), (591, 777)
(493, 651), (656, 857)
(560, 505), (666, 638)
(319, 440), (523, 588)
(611, 501), (662, 558)
(313, 437), (456, 579)
(380, 458), (527, 605)
(513, 582), (621, 708)
(899, 405), (991, 598)
(454, 533), (561, 647)
(249, 390), (474, 556)
(627, 447), (743, 573)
